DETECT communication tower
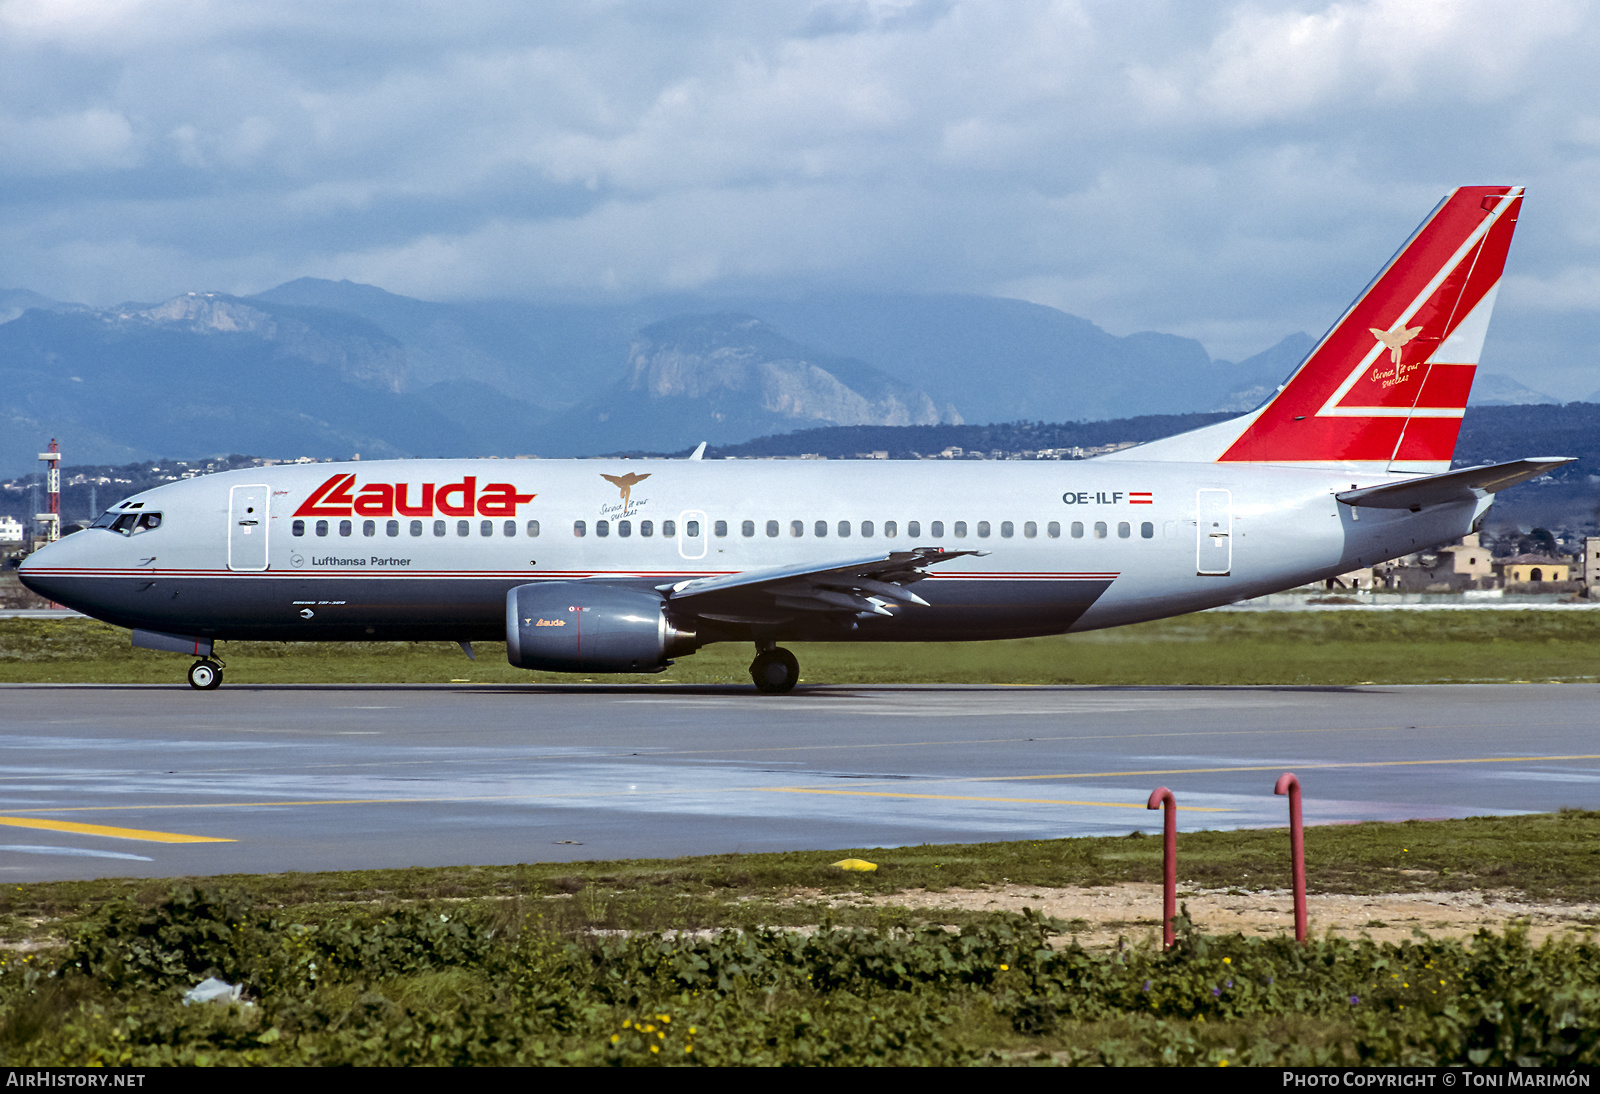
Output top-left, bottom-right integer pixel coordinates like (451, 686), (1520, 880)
(36, 439), (60, 543)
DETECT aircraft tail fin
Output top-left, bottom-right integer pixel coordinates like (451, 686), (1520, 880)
(1105, 186), (1523, 472)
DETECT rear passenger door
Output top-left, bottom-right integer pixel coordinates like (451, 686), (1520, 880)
(1195, 489), (1231, 576)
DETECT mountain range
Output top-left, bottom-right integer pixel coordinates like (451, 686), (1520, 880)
(0, 279), (1558, 477)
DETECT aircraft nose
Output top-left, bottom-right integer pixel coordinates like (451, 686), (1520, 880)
(16, 543), (50, 595)
(15, 535), (83, 601)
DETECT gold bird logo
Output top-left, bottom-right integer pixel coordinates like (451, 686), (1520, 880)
(601, 472), (651, 508)
(1369, 324), (1423, 365)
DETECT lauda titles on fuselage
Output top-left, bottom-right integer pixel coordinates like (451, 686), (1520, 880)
(19, 186), (1572, 693)
(294, 474), (535, 519)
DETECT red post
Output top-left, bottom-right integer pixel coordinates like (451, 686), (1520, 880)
(1274, 772), (1307, 943)
(1146, 786), (1177, 949)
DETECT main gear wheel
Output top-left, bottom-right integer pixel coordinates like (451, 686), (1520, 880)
(749, 647), (799, 694)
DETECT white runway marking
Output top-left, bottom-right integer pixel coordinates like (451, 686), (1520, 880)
(0, 845), (153, 862)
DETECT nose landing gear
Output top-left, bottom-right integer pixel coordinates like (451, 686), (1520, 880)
(187, 658), (224, 690)
(749, 646), (799, 694)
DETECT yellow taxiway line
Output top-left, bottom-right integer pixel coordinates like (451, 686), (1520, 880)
(0, 816), (233, 844)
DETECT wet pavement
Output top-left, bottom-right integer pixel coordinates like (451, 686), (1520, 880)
(0, 682), (1594, 880)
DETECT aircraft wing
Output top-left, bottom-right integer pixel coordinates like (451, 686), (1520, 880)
(659, 547), (984, 623)
(1335, 457), (1575, 510)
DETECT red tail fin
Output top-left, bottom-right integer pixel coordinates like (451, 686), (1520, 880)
(1217, 185), (1522, 471)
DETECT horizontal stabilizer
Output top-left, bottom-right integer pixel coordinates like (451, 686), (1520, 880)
(1334, 457), (1573, 510)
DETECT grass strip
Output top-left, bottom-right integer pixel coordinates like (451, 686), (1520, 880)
(4, 610), (1600, 685)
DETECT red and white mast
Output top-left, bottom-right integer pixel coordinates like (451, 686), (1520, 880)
(37, 439), (60, 543)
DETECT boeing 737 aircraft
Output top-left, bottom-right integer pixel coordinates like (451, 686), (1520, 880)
(19, 185), (1569, 692)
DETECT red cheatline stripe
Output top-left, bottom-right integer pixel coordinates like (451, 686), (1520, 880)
(23, 568), (1120, 580)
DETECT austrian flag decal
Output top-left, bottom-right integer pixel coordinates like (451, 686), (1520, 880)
(293, 474), (535, 519)
(1129, 491), (1153, 505)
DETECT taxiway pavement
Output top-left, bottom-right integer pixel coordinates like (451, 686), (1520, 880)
(1, 683), (1595, 881)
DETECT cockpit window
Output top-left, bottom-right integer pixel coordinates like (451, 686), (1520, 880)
(97, 510), (163, 536)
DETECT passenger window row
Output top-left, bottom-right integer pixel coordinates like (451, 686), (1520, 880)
(290, 516), (1159, 542)
(293, 519), (543, 539)
(572, 519), (675, 538)
(570, 519), (1156, 540)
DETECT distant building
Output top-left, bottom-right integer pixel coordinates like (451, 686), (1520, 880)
(1499, 554), (1573, 586)
(1584, 536), (1600, 588)
(1435, 533), (1496, 584)
(1372, 534), (1500, 592)
(0, 516), (21, 545)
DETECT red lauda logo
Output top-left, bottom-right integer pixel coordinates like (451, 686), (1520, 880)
(293, 474), (535, 518)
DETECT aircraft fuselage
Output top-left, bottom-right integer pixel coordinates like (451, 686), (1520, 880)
(18, 458), (1481, 645)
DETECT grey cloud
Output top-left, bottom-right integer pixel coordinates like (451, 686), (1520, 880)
(1, 0), (1599, 395)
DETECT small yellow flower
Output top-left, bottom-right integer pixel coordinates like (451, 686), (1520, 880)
(1223, 957), (1231, 964)
(1000, 964), (1009, 971)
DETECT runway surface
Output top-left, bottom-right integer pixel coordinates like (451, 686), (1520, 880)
(1, 682), (1597, 881)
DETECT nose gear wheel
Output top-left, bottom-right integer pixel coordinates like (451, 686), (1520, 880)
(187, 658), (223, 690)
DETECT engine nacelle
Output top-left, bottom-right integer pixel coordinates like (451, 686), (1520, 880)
(505, 582), (697, 673)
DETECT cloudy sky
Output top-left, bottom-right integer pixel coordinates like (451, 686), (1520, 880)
(5, 0), (1600, 395)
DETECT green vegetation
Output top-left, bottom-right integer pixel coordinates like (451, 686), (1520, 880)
(2, 609), (1600, 685)
(5, 814), (1600, 1065)
(13, 895), (1600, 1066)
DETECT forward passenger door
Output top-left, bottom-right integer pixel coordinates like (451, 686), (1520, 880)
(228, 484), (270, 571)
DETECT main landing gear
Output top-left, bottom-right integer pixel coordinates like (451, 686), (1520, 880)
(749, 646), (799, 694)
(187, 658), (224, 691)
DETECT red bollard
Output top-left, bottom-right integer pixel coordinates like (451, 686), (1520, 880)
(1274, 772), (1307, 943)
(1146, 786), (1177, 949)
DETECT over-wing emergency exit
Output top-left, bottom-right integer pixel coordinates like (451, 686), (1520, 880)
(19, 186), (1569, 692)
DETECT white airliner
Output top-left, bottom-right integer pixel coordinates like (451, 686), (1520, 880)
(19, 185), (1568, 692)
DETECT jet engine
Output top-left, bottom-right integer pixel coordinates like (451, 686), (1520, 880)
(505, 582), (698, 672)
